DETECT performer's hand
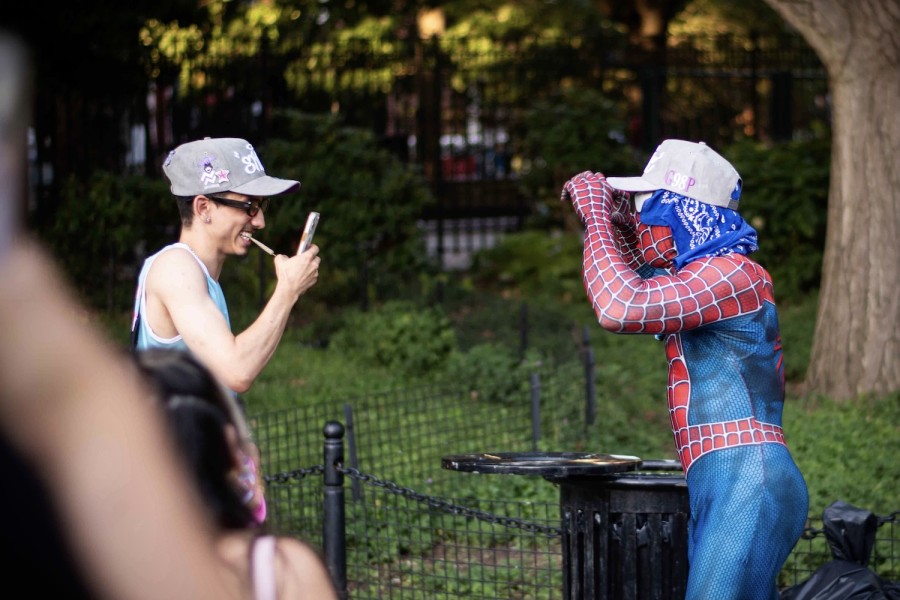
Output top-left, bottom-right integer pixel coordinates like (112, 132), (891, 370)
(609, 191), (636, 234)
(561, 171), (611, 224)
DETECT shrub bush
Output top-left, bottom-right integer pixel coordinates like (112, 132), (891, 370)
(329, 300), (457, 376)
(260, 110), (439, 309)
(445, 343), (536, 405)
(468, 229), (585, 305)
(41, 172), (172, 311)
(724, 137), (830, 304)
(515, 87), (643, 230)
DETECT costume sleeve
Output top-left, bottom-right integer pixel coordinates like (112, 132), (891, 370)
(562, 172), (770, 335)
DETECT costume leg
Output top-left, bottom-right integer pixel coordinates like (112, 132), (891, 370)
(685, 445), (808, 600)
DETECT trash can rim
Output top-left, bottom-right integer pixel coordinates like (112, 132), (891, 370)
(441, 451), (642, 477)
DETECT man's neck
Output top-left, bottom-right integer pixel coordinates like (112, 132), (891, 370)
(179, 233), (225, 281)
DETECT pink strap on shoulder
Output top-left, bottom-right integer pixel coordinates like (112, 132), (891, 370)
(252, 535), (277, 600)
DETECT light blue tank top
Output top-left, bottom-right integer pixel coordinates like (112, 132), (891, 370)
(131, 243), (231, 351)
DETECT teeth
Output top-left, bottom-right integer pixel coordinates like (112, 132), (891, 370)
(240, 232), (252, 240)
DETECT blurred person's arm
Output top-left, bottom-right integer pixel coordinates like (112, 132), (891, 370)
(0, 240), (243, 600)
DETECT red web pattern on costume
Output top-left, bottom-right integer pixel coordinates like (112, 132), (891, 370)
(565, 173), (773, 337)
(665, 335), (786, 473)
(564, 172), (786, 473)
(638, 222), (676, 264)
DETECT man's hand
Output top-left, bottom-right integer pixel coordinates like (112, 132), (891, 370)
(608, 190), (637, 236)
(561, 171), (614, 223)
(273, 243), (321, 301)
(562, 171), (636, 230)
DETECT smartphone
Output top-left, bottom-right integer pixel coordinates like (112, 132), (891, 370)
(0, 35), (31, 259)
(297, 211), (320, 254)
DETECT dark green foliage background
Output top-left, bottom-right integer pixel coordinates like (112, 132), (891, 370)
(261, 111), (438, 310)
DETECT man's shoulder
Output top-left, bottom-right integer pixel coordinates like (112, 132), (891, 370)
(145, 245), (205, 289)
(681, 254), (771, 291)
(150, 244), (200, 268)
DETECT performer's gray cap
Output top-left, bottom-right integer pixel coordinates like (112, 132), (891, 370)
(607, 139), (741, 210)
(163, 137), (300, 197)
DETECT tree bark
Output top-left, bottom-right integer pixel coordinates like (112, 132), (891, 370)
(762, 0), (900, 399)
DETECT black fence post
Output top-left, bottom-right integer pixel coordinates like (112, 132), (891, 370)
(750, 30), (760, 141)
(343, 403), (362, 502)
(322, 421), (348, 599)
(530, 372), (541, 450)
(583, 326), (596, 428)
(520, 302), (529, 361)
(770, 70), (794, 141)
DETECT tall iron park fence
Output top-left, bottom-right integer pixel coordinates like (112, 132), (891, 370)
(249, 358), (898, 598)
(160, 32), (828, 162)
(143, 32), (828, 260)
(30, 32), (831, 305)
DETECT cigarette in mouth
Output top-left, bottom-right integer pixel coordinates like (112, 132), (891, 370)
(248, 236), (276, 256)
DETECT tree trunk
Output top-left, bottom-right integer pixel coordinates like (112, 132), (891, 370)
(763, 0), (900, 399)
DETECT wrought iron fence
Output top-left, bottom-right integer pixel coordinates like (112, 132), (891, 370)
(250, 368), (898, 598)
(259, 419), (898, 599)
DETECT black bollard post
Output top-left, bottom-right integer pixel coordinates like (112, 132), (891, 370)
(343, 403), (362, 502)
(530, 372), (541, 450)
(322, 421), (348, 599)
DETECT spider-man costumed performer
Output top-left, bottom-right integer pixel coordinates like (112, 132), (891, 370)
(562, 140), (808, 599)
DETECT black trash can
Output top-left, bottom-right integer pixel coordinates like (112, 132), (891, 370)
(548, 459), (689, 600)
(442, 453), (689, 600)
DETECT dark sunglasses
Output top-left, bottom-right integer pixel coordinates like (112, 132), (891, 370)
(206, 194), (269, 217)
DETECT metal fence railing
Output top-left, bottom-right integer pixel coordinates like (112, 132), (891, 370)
(267, 470), (563, 599)
(251, 375), (899, 598)
(247, 298), (898, 598)
(261, 432), (898, 598)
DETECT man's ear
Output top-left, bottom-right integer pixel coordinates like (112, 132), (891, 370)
(194, 195), (212, 224)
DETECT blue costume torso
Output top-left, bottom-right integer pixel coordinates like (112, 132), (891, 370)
(667, 302), (808, 599)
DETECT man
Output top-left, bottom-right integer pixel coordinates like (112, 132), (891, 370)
(562, 140), (808, 599)
(132, 137), (320, 395)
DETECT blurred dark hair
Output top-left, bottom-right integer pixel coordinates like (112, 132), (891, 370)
(134, 348), (254, 529)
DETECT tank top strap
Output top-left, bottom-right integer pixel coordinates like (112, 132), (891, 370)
(251, 535), (277, 600)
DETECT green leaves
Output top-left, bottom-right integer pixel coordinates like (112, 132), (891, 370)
(42, 172), (172, 310)
(330, 300), (457, 376)
(516, 87), (642, 228)
(262, 111), (436, 307)
(725, 137), (831, 303)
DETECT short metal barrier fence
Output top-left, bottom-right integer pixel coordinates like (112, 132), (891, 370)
(250, 305), (897, 597)
(262, 420), (899, 599)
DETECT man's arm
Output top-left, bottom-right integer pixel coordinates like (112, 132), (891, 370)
(0, 242), (242, 600)
(563, 171), (769, 335)
(147, 245), (319, 393)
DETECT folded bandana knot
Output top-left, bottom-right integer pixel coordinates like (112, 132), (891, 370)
(638, 190), (758, 269)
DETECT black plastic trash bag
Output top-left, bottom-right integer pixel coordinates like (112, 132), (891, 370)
(780, 500), (900, 600)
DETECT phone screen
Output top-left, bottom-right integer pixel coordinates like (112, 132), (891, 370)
(0, 35), (31, 258)
(298, 211), (320, 254)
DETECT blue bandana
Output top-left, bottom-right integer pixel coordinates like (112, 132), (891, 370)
(638, 189), (758, 269)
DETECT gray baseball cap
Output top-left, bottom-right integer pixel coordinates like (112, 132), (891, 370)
(607, 139), (741, 210)
(162, 137), (300, 197)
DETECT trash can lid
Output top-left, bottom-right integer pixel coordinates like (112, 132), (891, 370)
(441, 451), (642, 478)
